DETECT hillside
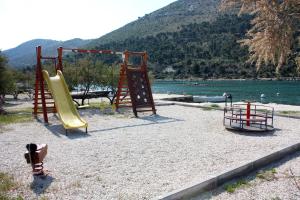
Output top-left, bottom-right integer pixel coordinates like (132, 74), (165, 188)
(93, 12), (298, 79)
(3, 38), (90, 68)
(89, 0), (221, 46)
(4, 0), (222, 69)
(5, 0), (297, 78)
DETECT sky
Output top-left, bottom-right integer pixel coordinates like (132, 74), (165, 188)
(0, 0), (177, 50)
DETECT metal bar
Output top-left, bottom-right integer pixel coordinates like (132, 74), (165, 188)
(126, 51), (147, 56)
(246, 102), (250, 126)
(62, 48), (123, 55)
(240, 108), (243, 128)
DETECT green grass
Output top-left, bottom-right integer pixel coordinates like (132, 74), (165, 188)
(0, 173), (15, 192)
(0, 172), (23, 200)
(0, 108), (33, 125)
(0, 194), (23, 200)
(278, 110), (300, 116)
(224, 179), (249, 193)
(88, 102), (116, 115)
(201, 104), (220, 111)
(256, 168), (277, 181)
(210, 104), (220, 108)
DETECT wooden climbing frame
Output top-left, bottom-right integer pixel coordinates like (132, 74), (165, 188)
(33, 46), (63, 123)
(115, 51), (156, 117)
(34, 46), (156, 123)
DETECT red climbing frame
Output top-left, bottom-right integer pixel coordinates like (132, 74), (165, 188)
(34, 46), (156, 123)
(115, 51), (156, 117)
(33, 46), (63, 123)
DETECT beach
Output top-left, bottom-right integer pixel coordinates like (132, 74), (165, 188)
(0, 94), (299, 199)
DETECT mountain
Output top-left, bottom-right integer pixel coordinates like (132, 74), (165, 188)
(89, 0), (221, 46)
(3, 38), (90, 68)
(4, 0), (223, 69)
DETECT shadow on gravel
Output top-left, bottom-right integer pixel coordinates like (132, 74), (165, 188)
(44, 124), (90, 139)
(226, 128), (280, 137)
(89, 114), (183, 133)
(139, 114), (182, 123)
(30, 175), (55, 196)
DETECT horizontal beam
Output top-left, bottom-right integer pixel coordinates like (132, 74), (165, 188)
(62, 48), (123, 55)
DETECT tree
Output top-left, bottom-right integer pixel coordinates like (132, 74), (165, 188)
(63, 58), (119, 105)
(221, 0), (300, 75)
(0, 53), (6, 113)
(0, 52), (16, 114)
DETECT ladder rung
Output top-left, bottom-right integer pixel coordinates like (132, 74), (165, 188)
(33, 102), (55, 105)
(118, 101), (131, 104)
(34, 92), (51, 95)
(35, 107), (56, 111)
(120, 97), (131, 100)
(34, 111), (56, 114)
(119, 98), (130, 101)
(117, 105), (132, 108)
(35, 110), (56, 113)
(136, 109), (156, 112)
(36, 107), (56, 110)
(37, 97), (53, 100)
(136, 104), (152, 108)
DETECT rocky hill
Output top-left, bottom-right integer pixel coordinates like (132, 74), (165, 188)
(89, 0), (221, 46)
(3, 38), (90, 68)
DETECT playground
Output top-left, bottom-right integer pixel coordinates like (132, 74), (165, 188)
(1, 97), (300, 199)
(0, 46), (299, 199)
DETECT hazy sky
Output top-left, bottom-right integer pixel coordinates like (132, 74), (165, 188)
(0, 0), (177, 50)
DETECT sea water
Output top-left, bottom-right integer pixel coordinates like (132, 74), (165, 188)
(152, 80), (300, 105)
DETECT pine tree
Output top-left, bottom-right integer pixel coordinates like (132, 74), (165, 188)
(221, 0), (300, 75)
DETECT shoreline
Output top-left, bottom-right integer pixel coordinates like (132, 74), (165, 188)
(153, 93), (300, 112)
(3, 93), (300, 112)
(154, 77), (300, 81)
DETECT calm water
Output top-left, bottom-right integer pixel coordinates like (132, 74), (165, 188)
(152, 80), (300, 105)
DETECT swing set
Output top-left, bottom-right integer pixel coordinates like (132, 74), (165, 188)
(33, 46), (156, 123)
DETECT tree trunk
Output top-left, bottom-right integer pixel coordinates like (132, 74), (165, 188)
(0, 94), (6, 115)
(13, 91), (19, 100)
(81, 83), (90, 106)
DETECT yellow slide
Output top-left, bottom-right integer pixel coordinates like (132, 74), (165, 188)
(42, 70), (88, 133)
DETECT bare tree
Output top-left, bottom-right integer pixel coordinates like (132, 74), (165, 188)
(221, 0), (300, 75)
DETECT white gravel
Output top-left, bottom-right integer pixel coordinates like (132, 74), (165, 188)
(194, 152), (300, 200)
(0, 102), (300, 199)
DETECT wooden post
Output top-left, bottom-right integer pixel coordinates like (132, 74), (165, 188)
(57, 47), (63, 71)
(142, 52), (156, 115)
(34, 46), (48, 123)
(33, 46), (40, 116)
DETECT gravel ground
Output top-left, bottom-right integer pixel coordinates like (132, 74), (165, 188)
(0, 99), (300, 199)
(194, 152), (300, 200)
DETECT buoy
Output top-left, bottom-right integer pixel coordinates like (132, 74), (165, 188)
(260, 94), (265, 98)
(276, 92), (280, 96)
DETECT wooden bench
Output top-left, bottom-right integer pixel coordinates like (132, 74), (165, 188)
(71, 91), (115, 106)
